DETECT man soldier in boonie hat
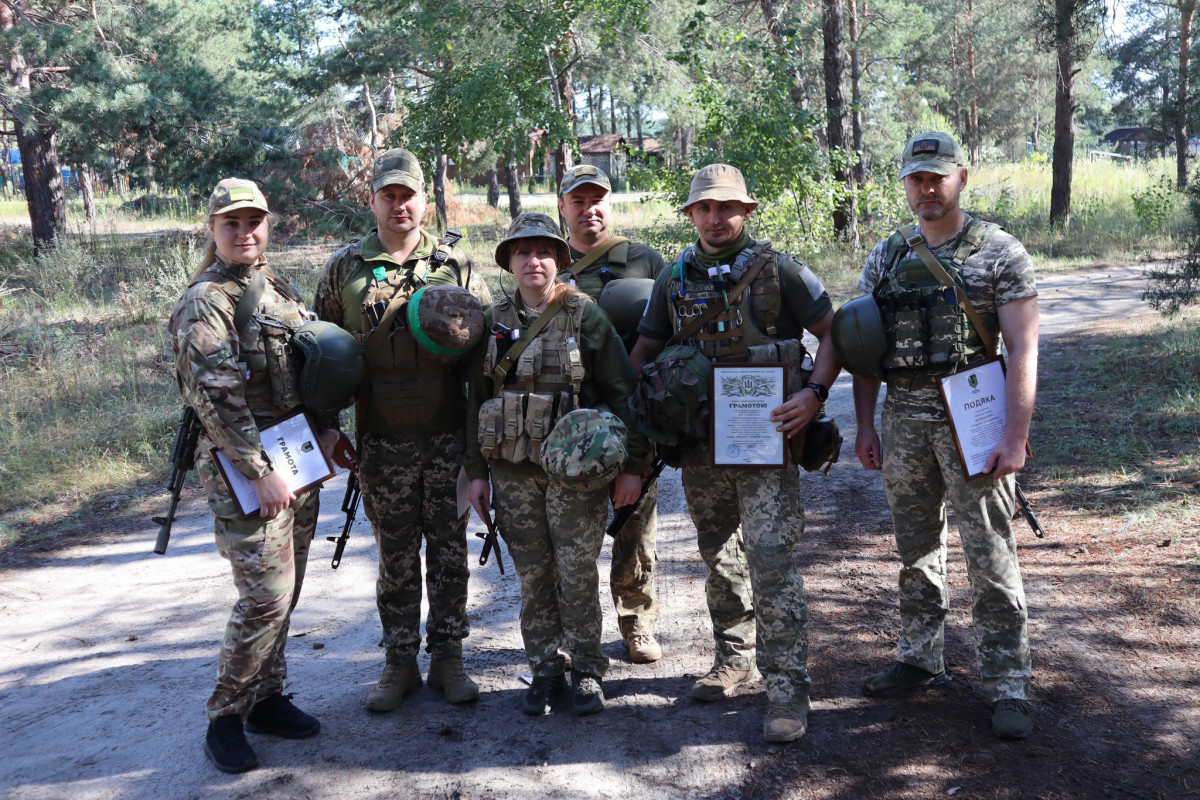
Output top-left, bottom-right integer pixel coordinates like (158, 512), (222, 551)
(629, 163), (842, 744)
(849, 132), (1040, 740)
(555, 164), (669, 665)
(311, 147), (492, 714)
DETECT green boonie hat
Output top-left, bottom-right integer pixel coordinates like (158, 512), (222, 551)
(559, 164), (612, 196)
(372, 148), (425, 194)
(541, 408), (629, 491)
(898, 132), (965, 180)
(406, 285), (485, 360)
(208, 178), (269, 216)
(494, 212), (571, 271)
(635, 344), (711, 446)
(680, 163), (758, 212)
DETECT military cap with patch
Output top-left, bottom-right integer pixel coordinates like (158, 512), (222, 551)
(494, 212), (571, 271)
(680, 163), (758, 212)
(898, 132), (965, 179)
(208, 178), (269, 216)
(559, 164), (612, 196)
(372, 147), (425, 194)
(406, 285), (485, 361)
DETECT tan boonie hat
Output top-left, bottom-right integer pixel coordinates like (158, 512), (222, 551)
(680, 163), (758, 212)
(208, 178), (269, 216)
(372, 147), (424, 194)
(494, 212), (571, 271)
(406, 285), (485, 361)
(559, 164), (612, 196)
(898, 132), (965, 179)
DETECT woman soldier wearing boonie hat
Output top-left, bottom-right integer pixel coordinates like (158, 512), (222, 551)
(464, 212), (651, 717)
(168, 178), (341, 773)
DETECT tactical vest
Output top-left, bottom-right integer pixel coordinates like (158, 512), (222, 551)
(562, 240), (629, 299)
(191, 262), (307, 420)
(345, 237), (467, 430)
(873, 219), (1000, 374)
(478, 296), (586, 466)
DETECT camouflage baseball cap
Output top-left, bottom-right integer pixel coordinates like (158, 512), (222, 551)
(372, 147), (424, 194)
(494, 212), (571, 271)
(680, 163), (758, 212)
(559, 164), (611, 196)
(898, 132), (965, 179)
(208, 178), (269, 216)
(541, 408), (629, 491)
(406, 285), (485, 361)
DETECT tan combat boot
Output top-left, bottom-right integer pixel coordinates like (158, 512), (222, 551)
(366, 659), (422, 713)
(763, 697), (810, 743)
(427, 657), (480, 704)
(690, 664), (760, 702)
(624, 633), (663, 664)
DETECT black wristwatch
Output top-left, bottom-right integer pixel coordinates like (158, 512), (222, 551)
(804, 382), (829, 403)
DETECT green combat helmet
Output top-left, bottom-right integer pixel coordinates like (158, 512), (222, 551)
(830, 295), (887, 380)
(292, 321), (364, 412)
(541, 408), (629, 491)
(407, 285), (485, 362)
(597, 278), (654, 340)
(635, 344), (710, 447)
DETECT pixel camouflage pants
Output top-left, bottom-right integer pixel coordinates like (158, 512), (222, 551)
(682, 463), (811, 703)
(359, 430), (470, 663)
(609, 481), (658, 639)
(491, 461), (611, 679)
(197, 449), (318, 721)
(880, 412), (1031, 701)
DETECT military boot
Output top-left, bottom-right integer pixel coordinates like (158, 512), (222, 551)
(861, 662), (947, 697)
(245, 693), (321, 739)
(763, 697), (810, 743)
(624, 633), (663, 664)
(522, 674), (568, 716)
(204, 716), (258, 774)
(571, 672), (605, 716)
(366, 658), (422, 713)
(690, 664), (759, 702)
(427, 657), (480, 704)
(992, 698), (1033, 739)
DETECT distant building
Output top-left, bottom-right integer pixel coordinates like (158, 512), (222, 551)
(575, 134), (663, 191)
(1102, 127), (1169, 157)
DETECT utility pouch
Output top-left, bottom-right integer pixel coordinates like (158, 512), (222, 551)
(501, 393), (527, 463)
(478, 397), (505, 461)
(927, 296), (966, 367)
(483, 336), (499, 376)
(372, 372), (441, 427)
(789, 415), (842, 474)
(260, 316), (302, 411)
(747, 338), (811, 396)
(524, 393), (556, 466)
(892, 308), (928, 368)
(516, 337), (543, 379)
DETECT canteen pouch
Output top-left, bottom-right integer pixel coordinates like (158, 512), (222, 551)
(524, 393), (556, 467)
(478, 397), (505, 461)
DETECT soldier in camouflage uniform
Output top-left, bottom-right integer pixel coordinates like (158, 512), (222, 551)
(311, 149), (492, 713)
(169, 179), (336, 773)
(556, 164), (667, 663)
(465, 213), (650, 717)
(850, 132), (1038, 739)
(630, 164), (841, 743)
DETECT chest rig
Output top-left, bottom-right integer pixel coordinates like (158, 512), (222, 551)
(478, 296), (586, 466)
(873, 220), (999, 375)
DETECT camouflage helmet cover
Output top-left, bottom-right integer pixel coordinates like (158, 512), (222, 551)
(291, 320), (364, 412)
(406, 285), (485, 361)
(541, 408), (629, 491)
(634, 344), (711, 446)
(494, 212), (571, 271)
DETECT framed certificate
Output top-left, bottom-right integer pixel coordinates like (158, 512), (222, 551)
(211, 410), (335, 518)
(938, 357), (1029, 480)
(710, 363), (787, 468)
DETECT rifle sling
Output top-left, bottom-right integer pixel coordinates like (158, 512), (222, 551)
(666, 249), (772, 347)
(899, 225), (997, 355)
(570, 236), (630, 275)
(490, 299), (566, 394)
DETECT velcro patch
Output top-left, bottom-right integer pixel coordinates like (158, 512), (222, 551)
(228, 186), (255, 202)
(911, 139), (940, 156)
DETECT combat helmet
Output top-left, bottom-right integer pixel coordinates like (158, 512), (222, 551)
(598, 278), (654, 339)
(830, 295), (886, 380)
(635, 344), (710, 447)
(406, 285), (485, 361)
(292, 321), (364, 412)
(541, 408), (629, 491)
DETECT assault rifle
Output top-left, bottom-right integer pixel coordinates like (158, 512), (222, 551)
(328, 471), (361, 569)
(152, 406), (203, 554)
(1014, 482), (1045, 539)
(606, 457), (666, 539)
(476, 510), (505, 574)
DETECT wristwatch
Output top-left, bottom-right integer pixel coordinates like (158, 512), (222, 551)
(804, 382), (829, 403)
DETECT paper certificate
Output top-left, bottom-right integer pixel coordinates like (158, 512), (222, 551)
(710, 363), (787, 468)
(938, 358), (1010, 479)
(212, 410), (334, 517)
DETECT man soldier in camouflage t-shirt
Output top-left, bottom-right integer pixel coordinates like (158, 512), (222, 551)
(556, 165), (667, 664)
(848, 132), (1038, 739)
(312, 148), (492, 713)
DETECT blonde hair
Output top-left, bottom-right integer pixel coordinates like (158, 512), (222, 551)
(545, 279), (590, 307)
(190, 212), (275, 280)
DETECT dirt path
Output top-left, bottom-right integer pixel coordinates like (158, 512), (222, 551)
(3, 262), (1197, 800)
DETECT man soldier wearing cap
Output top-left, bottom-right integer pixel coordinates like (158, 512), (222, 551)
(630, 164), (840, 743)
(313, 147), (491, 713)
(846, 132), (1038, 739)
(557, 164), (667, 664)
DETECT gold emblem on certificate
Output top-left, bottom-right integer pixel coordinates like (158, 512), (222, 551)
(710, 363), (787, 467)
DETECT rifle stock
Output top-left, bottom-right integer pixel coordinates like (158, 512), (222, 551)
(152, 406), (202, 555)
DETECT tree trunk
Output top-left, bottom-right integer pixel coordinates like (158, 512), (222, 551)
(1049, 3), (1076, 227)
(609, 88), (617, 135)
(362, 81), (378, 152)
(555, 65), (576, 184)
(1032, 108), (1040, 151)
(486, 167), (500, 208)
(1177, 0), (1196, 188)
(967, 0), (981, 167)
(587, 84), (596, 135)
(823, 0), (858, 243)
(847, 0), (865, 185)
(79, 163), (96, 224)
(505, 158), (522, 219)
(16, 119), (65, 253)
(760, 0), (807, 113)
(433, 154), (448, 233)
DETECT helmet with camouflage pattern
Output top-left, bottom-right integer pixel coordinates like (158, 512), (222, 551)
(406, 285), (485, 361)
(494, 212), (571, 271)
(292, 321), (364, 412)
(541, 408), (629, 490)
(634, 344), (711, 446)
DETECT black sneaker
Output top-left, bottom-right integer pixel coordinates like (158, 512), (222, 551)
(861, 662), (948, 697)
(571, 673), (605, 716)
(204, 716), (258, 774)
(245, 693), (321, 739)
(522, 674), (567, 716)
(992, 698), (1033, 739)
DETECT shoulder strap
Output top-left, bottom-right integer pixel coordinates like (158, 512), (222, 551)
(952, 219), (1000, 265)
(607, 240), (629, 269)
(666, 247), (772, 347)
(898, 225), (997, 355)
(233, 270), (267, 336)
(570, 236), (631, 275)
(489, 299), (566, 394)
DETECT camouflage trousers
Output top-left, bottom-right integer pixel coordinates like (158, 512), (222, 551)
(491, 461), (610, 679)
(360, 430), (470, 663)
(608, 481), (658, 639)
(681, 463), (811, 703)
(880, 413), (1031, 701)
(197, 448), (318, 721)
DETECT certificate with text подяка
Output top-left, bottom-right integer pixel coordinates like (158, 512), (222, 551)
(938, 357), (1012, 480)
(212, 410), (334, 517)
